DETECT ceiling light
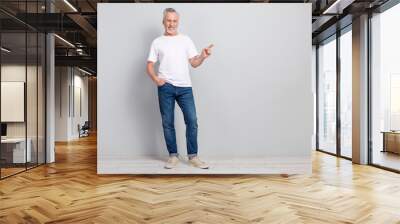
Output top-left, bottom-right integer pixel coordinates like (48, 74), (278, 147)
(1, 47), (11, 53)
(78, 67), (93, 76)
(54, 34), (75, 48)
(323, 0), (344, 15)
(63, 0), (78, 12)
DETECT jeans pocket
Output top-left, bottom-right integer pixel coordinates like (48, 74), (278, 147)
(158, 82), (169, 88)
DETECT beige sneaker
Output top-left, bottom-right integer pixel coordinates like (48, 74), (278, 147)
(189, 157), (209, 169)
(164, 156), (179, 169)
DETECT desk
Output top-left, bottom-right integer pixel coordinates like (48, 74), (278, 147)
(382, 131), (400, 154)
(1, 138), (31, 163)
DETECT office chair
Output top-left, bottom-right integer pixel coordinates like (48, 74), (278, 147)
(79, 121), (90, 138)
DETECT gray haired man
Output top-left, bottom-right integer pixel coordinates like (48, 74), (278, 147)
(146, 8), (214, 169)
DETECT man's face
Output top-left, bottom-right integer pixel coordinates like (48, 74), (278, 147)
(163, 12), (179, 35)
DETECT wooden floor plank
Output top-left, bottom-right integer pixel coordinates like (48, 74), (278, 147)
(0, 134), (400, 223)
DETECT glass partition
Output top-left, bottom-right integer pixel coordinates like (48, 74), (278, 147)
(0, 1), (46, 179)
(1, 31), (28, 177)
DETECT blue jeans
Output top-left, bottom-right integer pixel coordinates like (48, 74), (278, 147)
(158, 83), (198, 158)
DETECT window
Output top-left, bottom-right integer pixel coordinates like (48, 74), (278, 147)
(340, 28), (352, 158)
(318, 36), (337, 154)
(371, 2), (400, 171)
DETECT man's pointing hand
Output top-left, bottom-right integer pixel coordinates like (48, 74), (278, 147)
(201, 44), (214, 59)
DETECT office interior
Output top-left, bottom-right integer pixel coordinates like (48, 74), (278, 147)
(0, 0), (400, 223)
(0, 0), (97, 179)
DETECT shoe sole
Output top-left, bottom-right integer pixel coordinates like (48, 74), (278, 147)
(189, 163), (209, 169)
(164, 163), (179, 169)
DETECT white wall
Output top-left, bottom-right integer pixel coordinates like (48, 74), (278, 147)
(55, 66), (69, 141)
(71, 72), (89, 138)
(55, 67), (89, 141)
(98, 3), (313, 174)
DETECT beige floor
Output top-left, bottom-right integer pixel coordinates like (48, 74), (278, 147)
(0, 135), (400, 223)
(373, 150), (400, 171)
(1, 163), (44, 178)
(0, 167), (25, 177)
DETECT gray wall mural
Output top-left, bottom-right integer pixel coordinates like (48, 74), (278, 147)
(97, 3), (313, 174)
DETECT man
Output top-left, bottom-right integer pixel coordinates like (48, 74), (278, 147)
(146, 8), (213, 169)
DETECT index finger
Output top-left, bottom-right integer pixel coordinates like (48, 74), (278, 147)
(207, 44), (214, 49)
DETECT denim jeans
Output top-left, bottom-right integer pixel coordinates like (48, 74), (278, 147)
(158, 82), (198, 158)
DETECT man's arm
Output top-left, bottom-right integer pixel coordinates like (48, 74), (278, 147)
(189, 55), (206, 68)
(189, 44), (213, 68)
(147, 61), (165, 86)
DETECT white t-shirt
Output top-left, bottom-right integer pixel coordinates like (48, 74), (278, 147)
(147, 34), (198, 87)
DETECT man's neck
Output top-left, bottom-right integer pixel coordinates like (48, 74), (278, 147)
(164, 32), (178, 36)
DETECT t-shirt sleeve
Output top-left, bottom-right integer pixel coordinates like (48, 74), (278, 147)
(147, 40), (158, 62)
(187, 37), (198, 59)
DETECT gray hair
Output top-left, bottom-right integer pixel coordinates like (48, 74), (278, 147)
(163, 8), (179, 21)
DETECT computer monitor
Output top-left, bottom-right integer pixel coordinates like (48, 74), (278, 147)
(1, 123), (7, 137)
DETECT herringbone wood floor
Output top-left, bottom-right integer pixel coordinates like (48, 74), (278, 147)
(1, 134), (400, 224)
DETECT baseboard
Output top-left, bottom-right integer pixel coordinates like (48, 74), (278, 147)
(98, 156), (311, 175)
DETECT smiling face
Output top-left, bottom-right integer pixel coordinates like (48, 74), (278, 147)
(163, 12), (179, 36)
